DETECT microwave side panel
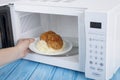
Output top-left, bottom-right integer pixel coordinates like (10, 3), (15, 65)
(103, 5), (120, 80)
(115, 11), (120, 73)
(107, 5), (120, 79)
(105, 12), (116, 80)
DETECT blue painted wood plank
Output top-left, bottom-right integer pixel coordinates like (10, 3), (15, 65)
(0, 59), (22, 80)
(52, 68), (76, 80)
(52, 68), (79, 80)
(75, 72), (91, 80)
(5, 59), (39, 80)
(29, 63), (90, 80)
(111, 68), (120, 80)
(1, 59), (120, 80)
(29, 63), (56, 80)
(50, 66), (91, 80)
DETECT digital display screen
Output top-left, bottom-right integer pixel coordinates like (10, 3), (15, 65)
(90, 22), (102, 29)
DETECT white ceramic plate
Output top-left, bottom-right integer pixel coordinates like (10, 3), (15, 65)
(29, 38), (72, 55)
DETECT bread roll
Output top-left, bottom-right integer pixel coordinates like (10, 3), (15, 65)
(40, 31), (63, 50)
(40, 31), (56, 42)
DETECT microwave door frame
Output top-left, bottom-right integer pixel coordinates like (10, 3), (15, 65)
(0, 5), (14, 48)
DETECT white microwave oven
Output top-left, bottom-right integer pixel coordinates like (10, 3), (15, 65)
(1, 0), (120, 80)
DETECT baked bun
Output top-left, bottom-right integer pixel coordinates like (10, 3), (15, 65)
(40, 31), (63, 50)
(40, 31), (56, 42)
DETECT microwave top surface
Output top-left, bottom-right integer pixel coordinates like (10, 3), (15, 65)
(13, 0), (120, 12)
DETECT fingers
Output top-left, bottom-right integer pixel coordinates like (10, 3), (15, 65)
(19, 38), (35, 44)
(29, 38), (35, 43)
(23, 49), (30, 57)
(26, 38), (35, 44)
(24, 49), (33, 56)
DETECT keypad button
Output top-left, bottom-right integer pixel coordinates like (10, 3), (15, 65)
(95, 62), (97, 65)
(92, 72), (101, 77)
(101, 46), (103, 49)
(100, 63), (104, 66)
(90, 66), (95, 70)
(95, 57), (97, 60)
(89, 61), (93, 64)
(97, 68), (103, 72)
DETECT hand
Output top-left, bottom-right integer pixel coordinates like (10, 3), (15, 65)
(15, 38), (34, 59)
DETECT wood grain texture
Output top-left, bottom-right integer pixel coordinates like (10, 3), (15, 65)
(0, 59), (22, 80)
(29, 63), (56, 80)
(0, 59), (120, 80)
(5, 59), (39, 80)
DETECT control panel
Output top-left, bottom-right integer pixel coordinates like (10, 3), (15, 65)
(85, 12), (107, 80)
(86, 33), (106, 79)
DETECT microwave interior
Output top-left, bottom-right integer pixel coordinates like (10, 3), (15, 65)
(14, 11), (85, 71)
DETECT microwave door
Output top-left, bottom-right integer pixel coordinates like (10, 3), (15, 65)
(0, 15), (8, 48)
(0, 30), (2, 48)
(0, 5), (14, 48)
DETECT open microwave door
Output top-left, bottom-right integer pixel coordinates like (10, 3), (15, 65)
(0, 5), (14, 48)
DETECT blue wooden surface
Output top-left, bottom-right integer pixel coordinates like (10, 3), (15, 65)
(0, 59), (120, 80)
